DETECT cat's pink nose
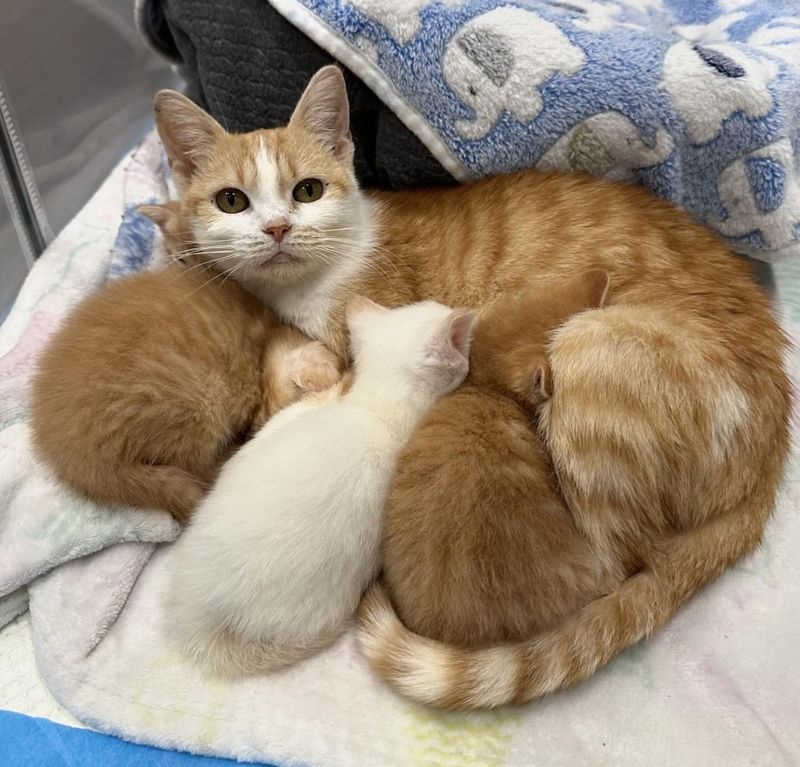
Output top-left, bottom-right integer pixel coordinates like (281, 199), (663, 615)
(263, 220), (291, 243)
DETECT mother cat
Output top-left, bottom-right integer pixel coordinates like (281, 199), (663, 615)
(153, 66), (790, 707)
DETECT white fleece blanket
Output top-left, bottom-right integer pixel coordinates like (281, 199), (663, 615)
(1, 132), (799, 766)
(0, 133), (180, 632)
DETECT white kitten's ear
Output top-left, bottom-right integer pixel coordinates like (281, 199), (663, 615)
(289, 66), (353, 163)
(428, 309), (477, 368)
(153, 90), (224, 188)
(345, 295), (387, 334)
(447, 309), (477, 359)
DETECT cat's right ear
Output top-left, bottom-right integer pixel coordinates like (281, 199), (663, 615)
(153, 90), (224, 189)
(289, 66), (353, 164)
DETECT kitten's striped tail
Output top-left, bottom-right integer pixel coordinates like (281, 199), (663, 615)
(357, 505), (767, 709)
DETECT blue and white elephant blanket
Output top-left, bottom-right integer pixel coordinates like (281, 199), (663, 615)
(267, 0), (800, 262)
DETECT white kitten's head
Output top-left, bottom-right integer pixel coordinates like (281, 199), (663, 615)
(346, 297), (476, 396)
(152, 67), (373, 288)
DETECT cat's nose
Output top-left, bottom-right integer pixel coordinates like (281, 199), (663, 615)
(263, 220), (291, 243)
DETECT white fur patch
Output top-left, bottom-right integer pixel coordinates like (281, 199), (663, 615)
(254, 137), (289, 224)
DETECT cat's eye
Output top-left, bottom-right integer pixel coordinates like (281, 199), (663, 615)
(215, 188), (250, 214)
(292, 178), (324, 203)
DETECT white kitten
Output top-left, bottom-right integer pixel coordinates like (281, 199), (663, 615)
(167, 298), (476, 675)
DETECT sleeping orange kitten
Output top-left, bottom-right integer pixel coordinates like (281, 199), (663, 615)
(376, 271), (622, 653)
(152, 67), (791, 706)
(31, 202), (342, 520)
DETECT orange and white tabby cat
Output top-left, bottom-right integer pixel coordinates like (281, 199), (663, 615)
(152, 67), (791, 706)
(32, 202), (342, 520)
(375, 271), (622, 654)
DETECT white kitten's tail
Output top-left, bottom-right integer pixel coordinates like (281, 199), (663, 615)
(357, 504), (767, 709)
(182, 625), (342, 677)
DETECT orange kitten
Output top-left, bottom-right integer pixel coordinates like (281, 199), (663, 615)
(152, 67), (791, 707)
(379, 272), (620, 650)
(31, 203), (342, 520)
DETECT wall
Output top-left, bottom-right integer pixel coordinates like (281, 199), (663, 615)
(0, 0), (179, 317)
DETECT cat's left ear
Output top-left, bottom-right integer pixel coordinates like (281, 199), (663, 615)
(289, 66), (353, 164)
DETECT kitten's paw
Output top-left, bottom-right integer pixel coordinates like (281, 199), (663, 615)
(290, 342), (344, 392)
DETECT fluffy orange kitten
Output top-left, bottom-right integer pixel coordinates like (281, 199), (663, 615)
(152, 67), (791, 706)
(378, 271), (621, 651)
(31, 203), (342, 520)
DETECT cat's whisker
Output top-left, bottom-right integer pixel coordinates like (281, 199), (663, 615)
(312, 241), (401, 283)
(184, 267), (233, 297)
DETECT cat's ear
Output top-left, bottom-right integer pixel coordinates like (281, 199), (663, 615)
(345, 295), (387, 334)
(531, 360), (553, 401)
(428, 309), (477, 367)
(137, 204), (174, 229)
(579, 269), (611, 309)
(289, 66), (353, 164)
(447, 309), (477, 360)
(153, 90), (224, 188)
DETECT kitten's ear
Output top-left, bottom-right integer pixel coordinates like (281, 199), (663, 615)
(137, 204), (174, 229)
(153, 90), (224, 188)
(580, 269), (611, 309)
(425, 309), (476, 373)
(428, 309), (476, 368)
(345, 295), (387, 333)
(447, 309), (477, 360)
(289, 66), (353, 163)
(531, 360), (553, 400)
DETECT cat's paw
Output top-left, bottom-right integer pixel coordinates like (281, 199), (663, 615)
(289, 342), (344, 393)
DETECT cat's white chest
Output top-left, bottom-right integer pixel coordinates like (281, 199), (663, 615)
(261, 251), (371, 344)
(274, 285), (335, 344)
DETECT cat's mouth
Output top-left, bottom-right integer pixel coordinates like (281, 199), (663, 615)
(255, 251), (300, 269)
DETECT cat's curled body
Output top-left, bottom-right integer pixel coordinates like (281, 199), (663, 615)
(153, 67), (791, 706)
(31, 203), (342, 520)
(167, 298), (475, 675)
(380, 271), (624, 650)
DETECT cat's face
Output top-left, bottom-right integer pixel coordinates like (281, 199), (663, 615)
(347, 298), (476, 395)
(153, 67), (372, 288)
